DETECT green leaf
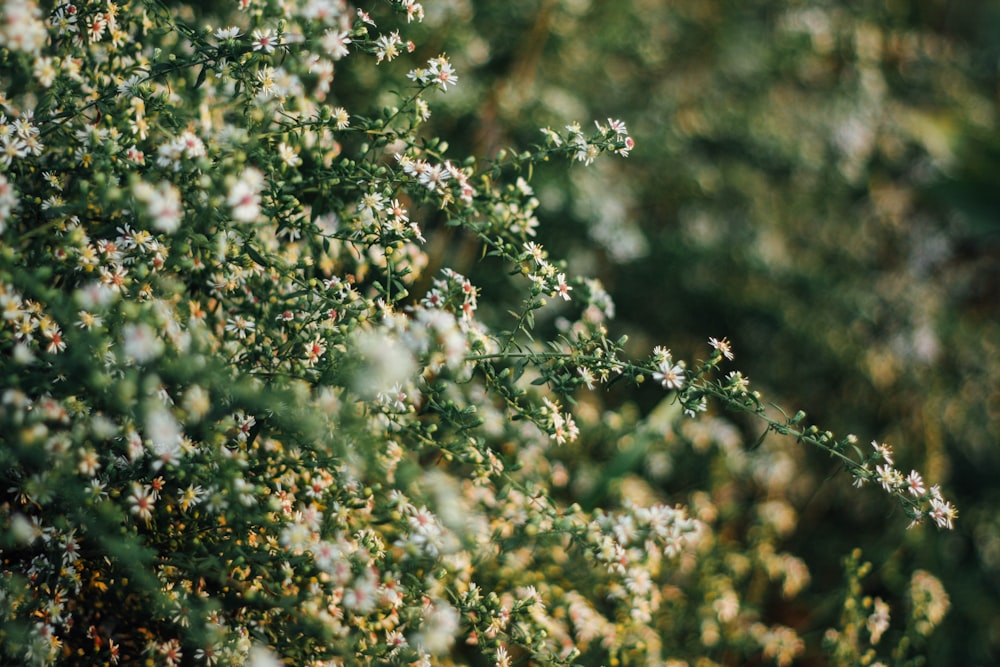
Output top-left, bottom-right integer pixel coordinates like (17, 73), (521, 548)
(244, 243), (269, 268)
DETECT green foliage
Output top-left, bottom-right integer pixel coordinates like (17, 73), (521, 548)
(0, 1), (973, 666)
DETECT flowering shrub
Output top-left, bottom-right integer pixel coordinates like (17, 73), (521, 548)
(0, 1), (955, 666)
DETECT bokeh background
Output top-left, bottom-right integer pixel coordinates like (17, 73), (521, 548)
(393, 1), (999, 663)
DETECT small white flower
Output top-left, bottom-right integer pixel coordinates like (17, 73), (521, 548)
(252, 28), (279, 53)
(122, 322), (163, 363)
(214, 26), (242, 40)
(276, 142), (301, 167)
(228, 167), (264, 222)
(653, 358), (685, 390)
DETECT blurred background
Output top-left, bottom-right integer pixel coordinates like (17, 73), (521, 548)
(388, 0), (1000, 663)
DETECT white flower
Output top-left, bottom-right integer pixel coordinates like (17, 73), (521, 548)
(413, 601), (460, 654)
(228, 167), (264, 222)
(134, 180), (183, 233)
(122, 322), (163, 363)
(321, 29), (352, 60)
(653, 358), (685, 390)
(214, 26), (242, 40)
(276, 142), (301, 167)
(427, 56), (458, 90)
(146, 406), (184, 468)
(352, 328), (417, 398)
(247, 645), (282, 667)
(252, 28), (279, 53)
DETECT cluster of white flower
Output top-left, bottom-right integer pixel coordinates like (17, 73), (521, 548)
(407, 54), (460, 91)
(870, 440), (957, 529)
(651, 345), (686, 390)
(0, 1), (957, 666)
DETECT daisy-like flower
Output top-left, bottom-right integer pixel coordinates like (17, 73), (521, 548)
(44, 325), (66, 353)
(0, 134), (28, 168)
(876, 464), (903, 492)
(134, 180), (183, 233)
(303, 337), (326, 366)
(418, 163), (449, 191)
(331, 106), (350, 129)
(523, 241), (546, 264)
(256, 65), (275, 96)
(276, 142), (301, 167)
(928, 487), (957, 529)
(214, 26), (242, 40)
(709, 336), (734, 360)
(179, 484), (206, 512)
(606, 117), (628, 135)
(554, 273), (573, 301)
(322, 29), (351, 60)
(252, 28), (279, 53)
(427, 55), (458, 90)
(77, 447), (101, 476)
(128, 483), (156, 523)
(402, 0), (425, 22)
(374, 31), (403, 63)
(905, 470), (926, 497)
(653, 358), (685, 390)
(871, 440), (894, 465)
(225, 315), (255, 339)
(117, 74), (143, 95)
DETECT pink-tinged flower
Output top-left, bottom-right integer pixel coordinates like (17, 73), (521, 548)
(44, 325), (66, 353)
(928, 496), (957, 530)
(235, 412), (256, 443)
(252, 28), (279, 53)
(905, 470), (926, 497)
(322, 29), (351, 60)
(303, 337), (326, 366)
(128, 483), (156, 523)
(619, 135), (636, 156)
(427, 56), (458, 90)
(555, 273), (573, 301)
(61, 530), (81, 565)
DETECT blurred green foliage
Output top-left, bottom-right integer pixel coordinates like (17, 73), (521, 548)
(412, 0), (1000, 663)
